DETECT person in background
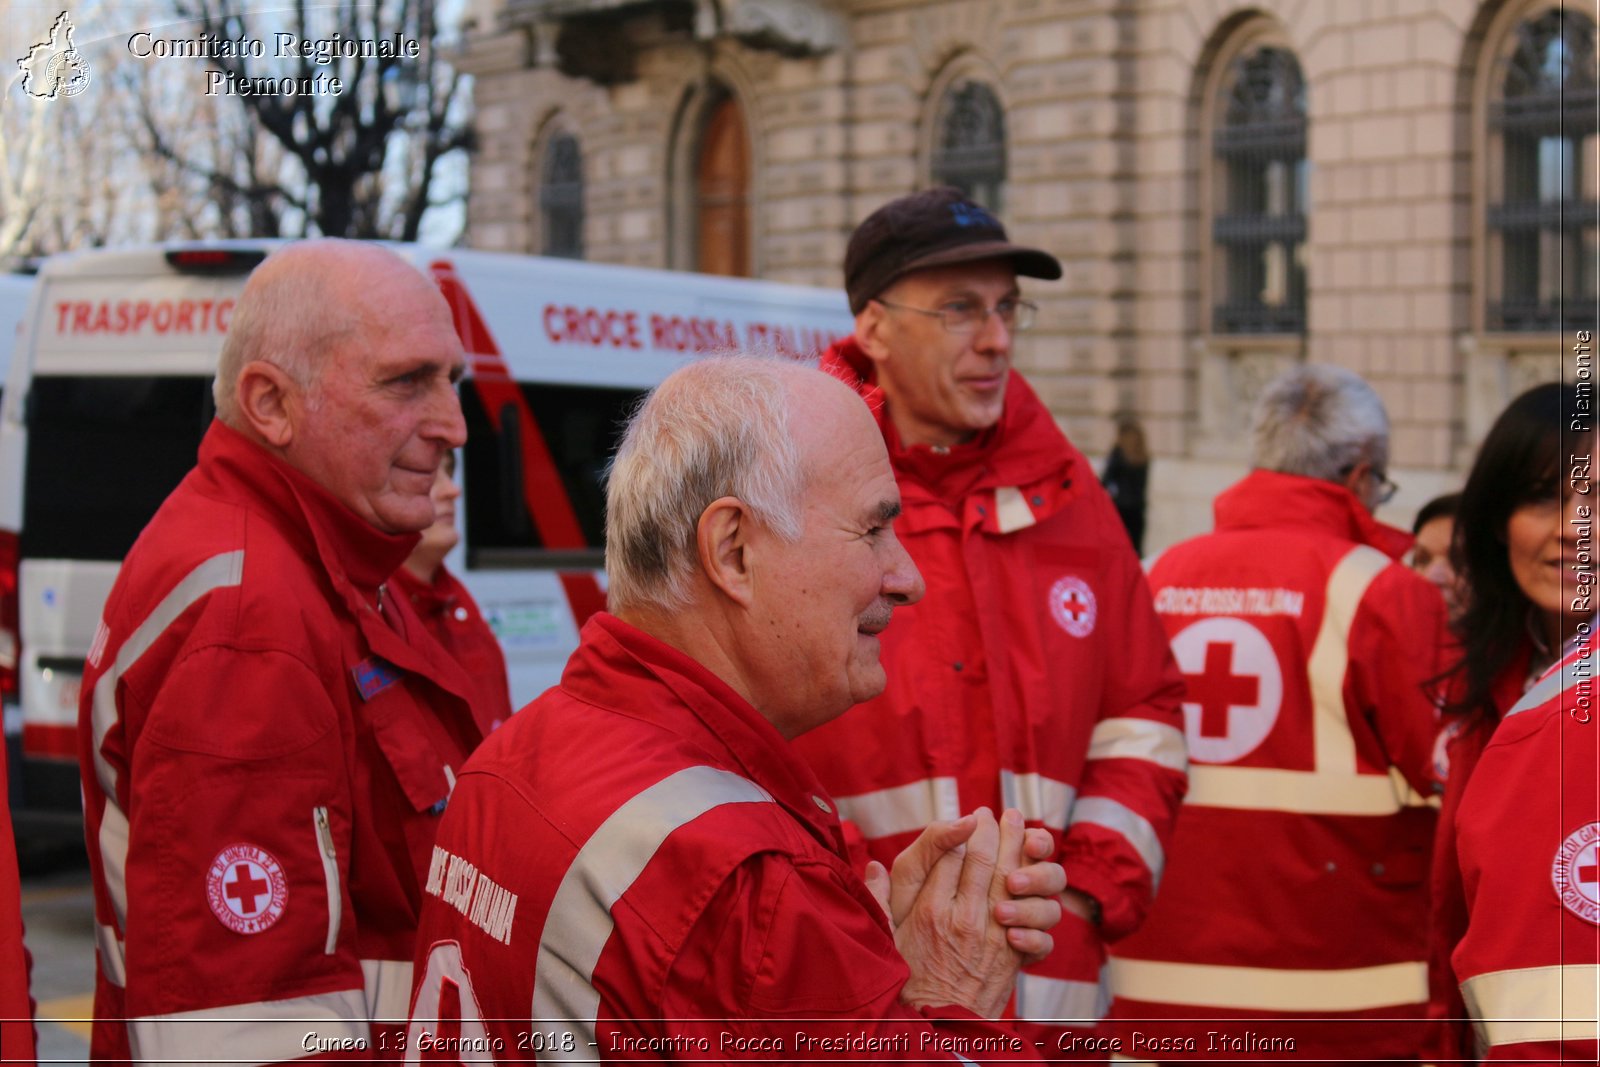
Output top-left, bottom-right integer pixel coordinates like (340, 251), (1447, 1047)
(1409, 492), (1461, 615)
(1425, 382), (1590, 1060)
(79, 240), (483, 1063)
(393, 452), (512, 734)
(1105, 363), (1451, 1061)
(792, 186), (1187, 1031)
(407, 355), (1067, 1059)
(1101, 417), (1150, 554)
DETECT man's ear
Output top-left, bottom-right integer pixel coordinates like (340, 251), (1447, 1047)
(854, 302), (893, 367)
(235, 360), (300, 449)
(1341, 460), (1373, 511)
(696, 496), (754, 607)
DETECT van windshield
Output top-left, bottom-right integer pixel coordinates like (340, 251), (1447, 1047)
(22, 376), (212, 562)
(461, 382), (644, 568)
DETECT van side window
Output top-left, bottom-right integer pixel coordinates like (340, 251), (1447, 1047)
(460, 383), (645, 568)
(22, 376), (211, 562)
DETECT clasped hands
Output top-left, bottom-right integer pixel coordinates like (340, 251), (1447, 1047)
(864, 807), (1065, 1018)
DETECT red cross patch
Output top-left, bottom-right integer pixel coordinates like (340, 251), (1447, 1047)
(1552, 822), (1600, 925)
(206, 843), (289, 935)
(1048, 576), (1097, 638)
(1170, 617), (1284, 764)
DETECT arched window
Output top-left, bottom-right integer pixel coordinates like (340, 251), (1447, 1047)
(694, 94), (751, 277)
(1210, 45), (1308, 334)
(539, 132), (584, 260)
(1485, 7), (1597, 332)
(930, 81), (1007, 212)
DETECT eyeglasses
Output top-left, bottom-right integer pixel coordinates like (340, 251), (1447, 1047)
(875, 297), (1037, 335)
(1373, 471), (1399, 507)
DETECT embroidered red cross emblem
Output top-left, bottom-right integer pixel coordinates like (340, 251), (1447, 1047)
(1184, 641), (1260, 738)
(1582, 860), (1599, 886)
(224, 863), (271, 916)
(1060, 588), (1091, 623)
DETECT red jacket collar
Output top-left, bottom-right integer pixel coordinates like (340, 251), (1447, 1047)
(563, 613), (850, 853)
(820, 335), (1078, 504)
(1214, 469), (1415, 560)
(195, 420), (421, 594)
(392, 564), (460, 617)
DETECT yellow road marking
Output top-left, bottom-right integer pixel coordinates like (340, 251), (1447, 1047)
(36, 992), (95, 1039)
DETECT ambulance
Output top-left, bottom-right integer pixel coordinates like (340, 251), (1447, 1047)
(0, 244), (851, 820)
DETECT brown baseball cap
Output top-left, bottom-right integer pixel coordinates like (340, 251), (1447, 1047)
(843, 186), (1062, 313)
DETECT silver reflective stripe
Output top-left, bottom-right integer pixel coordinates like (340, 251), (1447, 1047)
(1087, 718), (1188, 773)
(530, 766), (776, 1060)
(314, 807), (340, 955)
(999, 769), (1076, 831)
(1306, 546), (1387, 776)
(127, 987), (366, 1065)
(832, 776), (960, 838)
(1109, 957), (1426, 1012)
(993, 486), (1037, 533)
(362, 958), (415, 1024)
(1069, 796), (1164, 888)
(98, 803), (130, 933)
(1015, 967), (1110, 1023)
(1186, 765), (1410, 815)
(1462, 963), (1599, 1048)
(95, 922), (126, 988)
(91, 551), (245, 937)
(1507, 646), (1599, 719)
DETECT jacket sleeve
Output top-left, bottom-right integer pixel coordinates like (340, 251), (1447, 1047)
(115, 645), (373, 1064)
(659, 852), (1042, 1064)
(1345, 564), (1452, 797)
(1057, 542), (1189, 942)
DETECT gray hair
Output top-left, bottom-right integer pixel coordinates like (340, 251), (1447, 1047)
(1250, 363), (1390, 482)
(212, 242), (366, 423)
(605, 355), (810, 613)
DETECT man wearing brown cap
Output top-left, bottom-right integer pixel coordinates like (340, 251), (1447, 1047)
(794, 187), (1188, 1035)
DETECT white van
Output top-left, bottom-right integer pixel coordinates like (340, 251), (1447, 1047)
(0, 243), (851, 817)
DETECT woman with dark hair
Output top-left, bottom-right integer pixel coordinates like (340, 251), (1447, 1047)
(1425, 381), (1589, 1060)
(1448, 382), (1581, 721)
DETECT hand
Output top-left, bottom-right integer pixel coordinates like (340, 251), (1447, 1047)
(889, 808), (1023, 1018)
(991, 811), (1064, 966)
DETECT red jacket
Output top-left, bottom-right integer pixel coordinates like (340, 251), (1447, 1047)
(391, 564), (512, 734)
(79, 422), (485, 1064)
(1453, 632), (1599, 1063)
(406, 612), (1040, 1063)
(792, 339), (1188, 1024)
(1424, 642), (1534, 1062)
(0, 749), (35, 1066)
(1105, 471), (1450, 1060)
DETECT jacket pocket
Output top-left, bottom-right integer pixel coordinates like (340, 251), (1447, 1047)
(313, 806), (341, 954)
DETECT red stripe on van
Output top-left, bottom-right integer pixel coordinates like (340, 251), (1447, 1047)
(428, 261), (607, 627)
(21, 723), (76, 760)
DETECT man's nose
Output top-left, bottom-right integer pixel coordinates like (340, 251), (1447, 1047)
(428, 377), (468, 450)
(883, 533), (925, 607)
(972, 305), (1012, 353)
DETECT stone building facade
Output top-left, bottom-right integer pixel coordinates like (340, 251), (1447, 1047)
(458, 0), (1595, 550)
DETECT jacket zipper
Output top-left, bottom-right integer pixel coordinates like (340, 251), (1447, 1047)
(314, 806), (341, 955)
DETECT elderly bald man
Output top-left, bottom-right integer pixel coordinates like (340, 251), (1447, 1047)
(80, 240), (485, 1063)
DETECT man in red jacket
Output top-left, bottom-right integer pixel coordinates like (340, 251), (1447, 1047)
(792, 187), (1189, 1033)
(407, 356), (1068, 1060)
(79, 241), (484, 1063)
(1104, 364), (1450, 1060)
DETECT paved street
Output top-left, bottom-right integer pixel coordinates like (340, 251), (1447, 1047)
(18, 840), (94, 1065)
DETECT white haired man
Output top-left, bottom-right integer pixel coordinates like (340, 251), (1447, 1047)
(406, 356), (1068, 1059)
(79, 241), (484, 1062)
(792, 186), (1188, 1031)
(1104, 363), (1451, 1060)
